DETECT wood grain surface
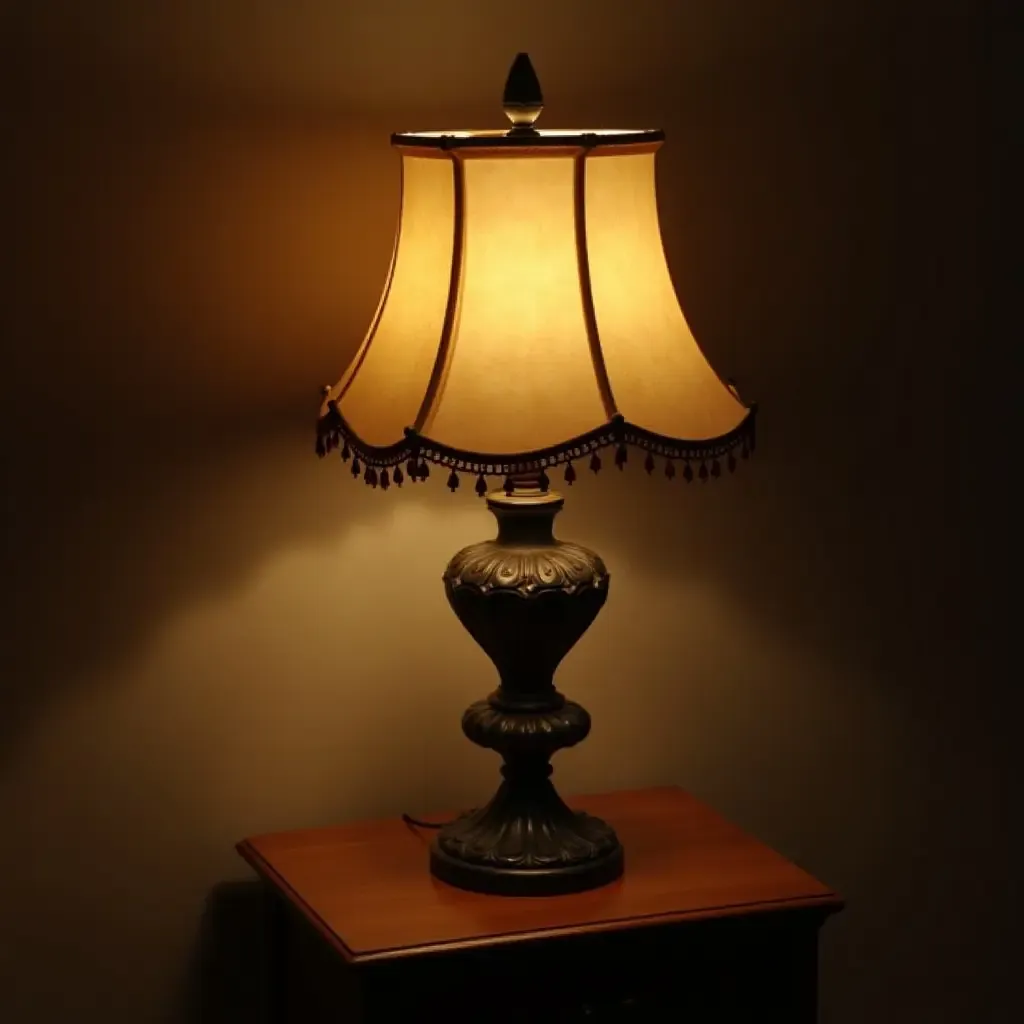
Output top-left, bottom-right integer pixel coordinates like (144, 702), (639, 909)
(237, 786), (841, 965)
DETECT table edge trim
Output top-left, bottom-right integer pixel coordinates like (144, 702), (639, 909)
(237, 835), (842, 968)
(236, 838), (361, 964)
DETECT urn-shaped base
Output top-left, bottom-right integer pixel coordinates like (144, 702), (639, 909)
(434, 486), (623, 896)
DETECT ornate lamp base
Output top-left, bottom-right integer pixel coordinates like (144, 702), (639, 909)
(433, 482), (623, 896)
(430, 771), (623, 896)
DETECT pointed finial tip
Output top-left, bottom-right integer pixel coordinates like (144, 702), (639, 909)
(503, 52), (544, 133)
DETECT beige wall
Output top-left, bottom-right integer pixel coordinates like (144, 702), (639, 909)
(1, 3), (1005, 1022)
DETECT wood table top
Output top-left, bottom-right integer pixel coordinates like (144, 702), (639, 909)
(237, 786), (841, 965)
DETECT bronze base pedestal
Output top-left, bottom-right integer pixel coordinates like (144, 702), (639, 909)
(432, 483), (623, 896)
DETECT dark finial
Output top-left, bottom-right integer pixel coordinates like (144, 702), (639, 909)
(503, 53), (543, 133)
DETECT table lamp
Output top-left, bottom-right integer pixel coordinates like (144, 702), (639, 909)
(317, 54), (756, 896)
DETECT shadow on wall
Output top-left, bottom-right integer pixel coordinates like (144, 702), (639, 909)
(0, 55), (415, 764)
(177, 880), (272, 1024)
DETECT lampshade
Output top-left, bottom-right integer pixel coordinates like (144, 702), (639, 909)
(318, 83), (755, 490)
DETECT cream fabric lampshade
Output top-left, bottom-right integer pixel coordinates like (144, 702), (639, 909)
(319, 126), (755, 485)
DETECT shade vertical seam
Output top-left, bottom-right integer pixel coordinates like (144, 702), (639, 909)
(415, 151), (465, 433)
(574, 149), (617, 419)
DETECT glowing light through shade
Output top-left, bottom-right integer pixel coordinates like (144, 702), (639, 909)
(338, 156), (454, 447)
(328, 135), (747, 455)
(424, 156), (605, 453)
(586, 153), (744, 440)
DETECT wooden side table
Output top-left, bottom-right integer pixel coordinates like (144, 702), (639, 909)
(237, 787), (842, 1022)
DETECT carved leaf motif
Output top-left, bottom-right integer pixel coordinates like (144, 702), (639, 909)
(445, 540), (608, 597)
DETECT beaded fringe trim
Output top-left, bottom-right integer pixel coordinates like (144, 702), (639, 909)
(316, 401), (756, 495)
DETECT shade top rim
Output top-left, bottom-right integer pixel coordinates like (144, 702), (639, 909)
(392, 128), (665, 149)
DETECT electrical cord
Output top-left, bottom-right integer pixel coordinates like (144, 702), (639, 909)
(401, 812), (454, 830)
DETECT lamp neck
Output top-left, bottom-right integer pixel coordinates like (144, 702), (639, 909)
(486, 486), (563, 546)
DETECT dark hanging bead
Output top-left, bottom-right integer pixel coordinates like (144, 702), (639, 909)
(351, 457), (361, 478)
(711, 459), (721, 478)
(727, 453), (737, 473)
(644, 452), (655, 475)
(539, 469), (550, 491)
(418, 460), (430, 480)
(364, 467), (378, 488)
(315, 435), (326, 458)
(393, 466), (404, 487)
(406, 458), (418, 481)
(447, 469), (459, 492)
(683, 462), (694, 483)
(341, 441), (351, 462)
(699, 462), (709, 482)
(615, 444), (628, 470)
(589, 452), (602, 473)
(475, 474), (487, 497)
(665, 459), (676, 480)
(564, 462), (577, 485)
(380, 469), (390, 491)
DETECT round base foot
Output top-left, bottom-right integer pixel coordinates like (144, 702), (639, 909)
(430, 826), (624, 897)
